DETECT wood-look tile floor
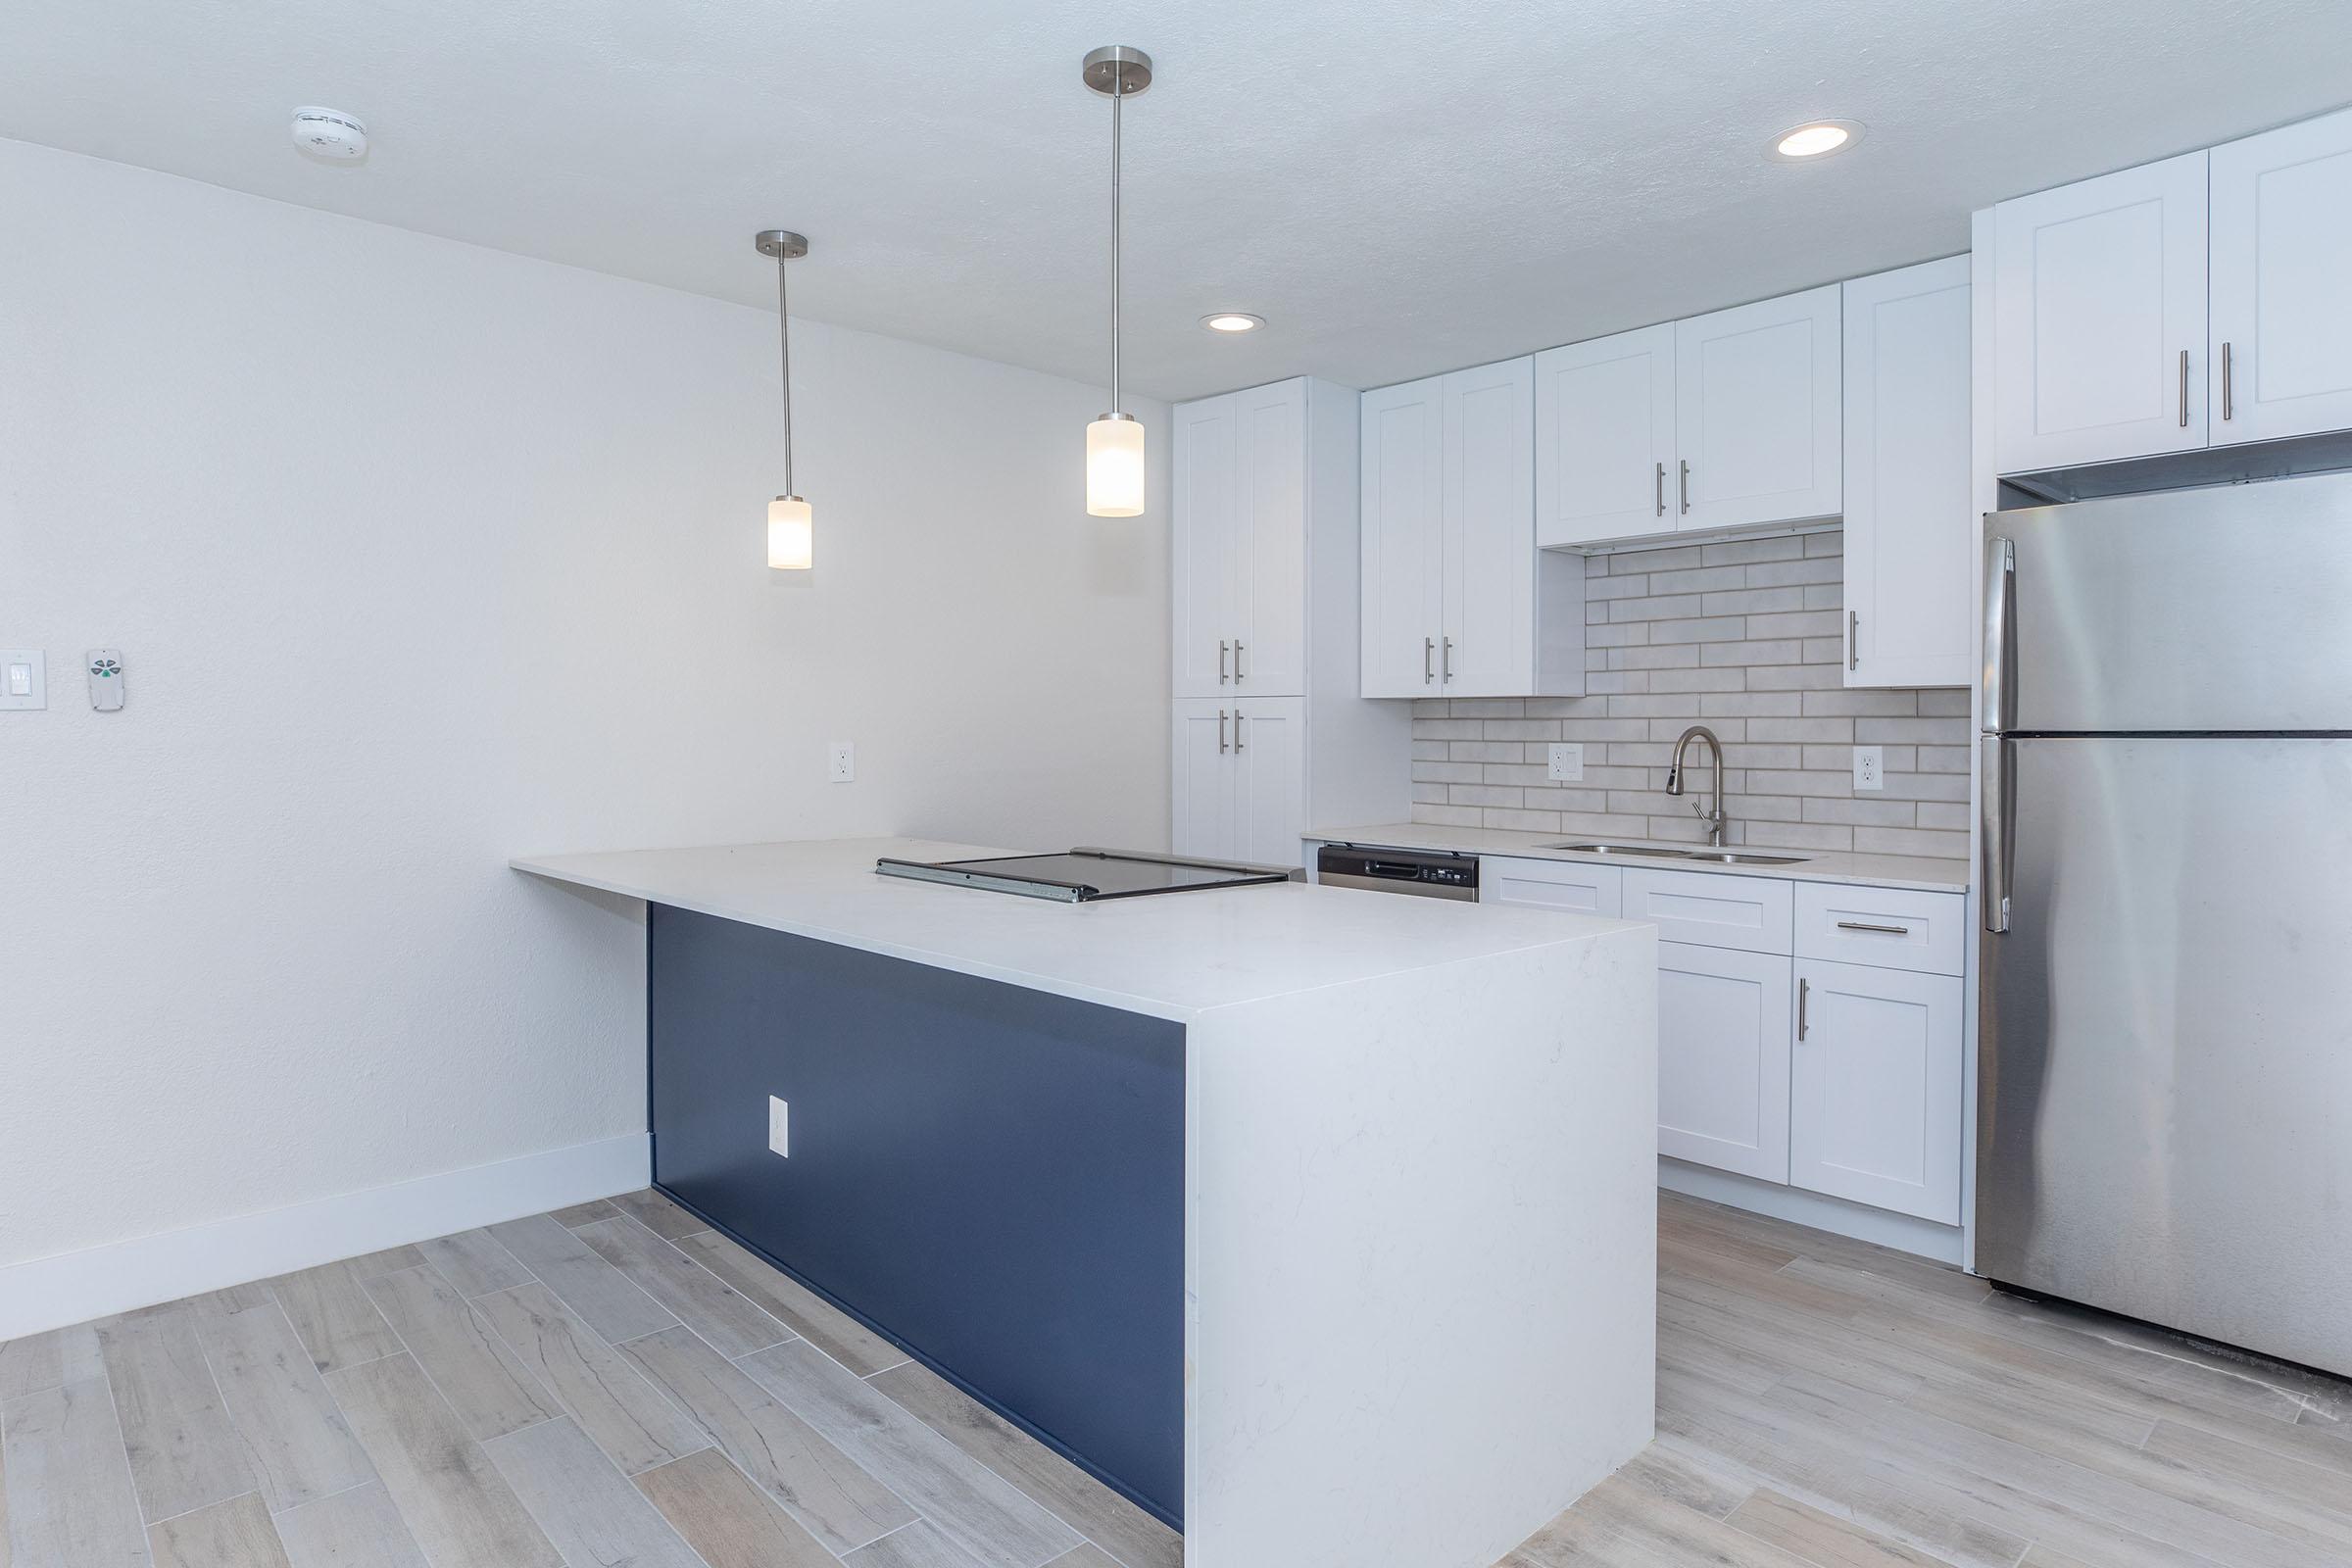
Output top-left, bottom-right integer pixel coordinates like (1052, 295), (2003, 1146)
(1496, 1195), (2352, 1568)
(5, 1191), (2347, 1568)
(0, 1191), (1176, 1568)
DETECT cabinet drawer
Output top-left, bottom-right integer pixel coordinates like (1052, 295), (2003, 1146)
(1794, 883), (1966, 975)
(1622, 868), (1792, 954)
(1481, 856), (1623, 916)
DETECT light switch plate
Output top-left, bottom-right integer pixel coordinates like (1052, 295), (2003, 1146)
(0, 651), (44, 711)
(827, 741), (856, 783)
(1852, 746), (1884, 791)
(1546, 742), (1584, 782)
(768, 1096), (790, 1157)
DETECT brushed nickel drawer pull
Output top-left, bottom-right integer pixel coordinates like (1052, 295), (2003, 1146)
(1837, 919), (1911, 936)
(2223, 341), (2234, 421)
(2179, 348), (2190, 427)
(1797, 977), (1809, 1040)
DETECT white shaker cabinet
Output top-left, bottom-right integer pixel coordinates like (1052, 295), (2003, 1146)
(1674, 286), (1842, 532)
(1991, 151), (2209, 472)
(1534, 324), (1678, 548)
(2209, 108), (2352, 447)
(1657, 941), (1792, 1184)
(1170, 698), (1305, 867)
(1172, 381), (1306, 698)
(1840, 258), (1974, 688)
(1360, 359), (1584, 699)
(1480, 856), (1623, 916)
(1790, 957), (1964, 1224)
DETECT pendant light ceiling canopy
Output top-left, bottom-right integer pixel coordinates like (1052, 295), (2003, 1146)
(758, 227), (814, 570)
(1083, 45), (1151, 519)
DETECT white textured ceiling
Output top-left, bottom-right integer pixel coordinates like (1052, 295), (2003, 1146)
(7, 0), (2350, 401)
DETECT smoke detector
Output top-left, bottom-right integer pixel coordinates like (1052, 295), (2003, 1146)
(292, 107), (368, 162)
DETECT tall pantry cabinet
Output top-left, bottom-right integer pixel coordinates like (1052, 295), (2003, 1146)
(1169, 378), (1408, 865)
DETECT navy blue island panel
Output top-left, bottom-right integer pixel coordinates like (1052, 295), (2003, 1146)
(645, 903), (1186, 1527)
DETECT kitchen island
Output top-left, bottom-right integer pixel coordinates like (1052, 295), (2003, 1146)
(513, 837), (1656, 1568)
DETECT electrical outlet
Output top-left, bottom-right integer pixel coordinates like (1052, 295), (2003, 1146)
(1853, 746), (1884, 791)
(1547, 742), (1584, 782)
(768, 1096), (790, 1157)
(827, 741), (856, 783)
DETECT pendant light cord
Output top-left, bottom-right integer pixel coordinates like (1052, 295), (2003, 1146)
(1110, 74), (1122, 416)
(776, 255), (796, 495)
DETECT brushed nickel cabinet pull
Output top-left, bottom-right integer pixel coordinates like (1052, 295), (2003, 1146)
(1234, 639), (1246, 682)
(1234, 711), (1247, 752)
(1218, 710), (1229, 754)
(1848, 611), (1859, 672)
(1797, 977), (1809, 1041)
(1679, 459), (1691, 515)
(1424, 636), (1435, 684)
(2223, 341), (2234, 421)
(1219, 640), (1230, 684)
(1837, 919), (1912, 936)
(2180, 349), (2190, 427)
(1654, 461), (1666, 516)
(1442, 637), (1453, 682)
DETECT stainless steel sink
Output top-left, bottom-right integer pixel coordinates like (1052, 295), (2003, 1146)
(1544, 842), (1807, 866)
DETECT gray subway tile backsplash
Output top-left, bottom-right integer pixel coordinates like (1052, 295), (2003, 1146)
(1406, 528), (1969, 858)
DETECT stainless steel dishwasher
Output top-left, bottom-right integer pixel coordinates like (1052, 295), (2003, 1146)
(1314, 844), (1478, 901)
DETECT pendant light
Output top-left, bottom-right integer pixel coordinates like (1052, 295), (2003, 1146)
(1082, 45), (1152, 518)
(756, 228), (814, 569)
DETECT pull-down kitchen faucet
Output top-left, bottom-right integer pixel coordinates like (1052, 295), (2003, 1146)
(1665, 725), (1728, 847)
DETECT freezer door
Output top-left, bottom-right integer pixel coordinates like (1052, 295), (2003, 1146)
(1991, 474), (2352, 733)
(1978, 735), (2352, 1377)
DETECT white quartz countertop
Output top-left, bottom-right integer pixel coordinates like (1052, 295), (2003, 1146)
(512, 837), (1646, 1022)
(1308, 822), (1971, 893)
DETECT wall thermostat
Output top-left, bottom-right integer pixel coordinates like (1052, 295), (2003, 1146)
(292, 107), (368, 162)
(88, 648), (124, 711)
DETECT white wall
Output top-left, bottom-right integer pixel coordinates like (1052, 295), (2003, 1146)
(0, 138), (1170, 1283)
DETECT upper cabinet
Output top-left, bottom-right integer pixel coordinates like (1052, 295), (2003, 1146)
(1990, 107), (2352, 475)
(1361, 359), (1584, 699)
(1534, 324), (1677, 547)
(2209, 111), (2352, 446)
(1172, 381), (1306, 697)
(1676, 286), (1843, 532)
(1991, 152), (2209, 472)
(1841, 258), (1974, 689)
(1536, 288), (1840, 549)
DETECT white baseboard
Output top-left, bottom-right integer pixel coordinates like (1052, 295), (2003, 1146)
(1658, 1157), (1967, 1266)
(0, 1133), (651, 1340)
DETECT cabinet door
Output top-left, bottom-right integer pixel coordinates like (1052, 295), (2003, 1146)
(1791, 958), (1962, 1223)
(1441, 357), (1536, 695)
(1171, 395), (1239, 699)
(1231, 380), (1307, 695)
(2210, 110), (2352, 446)
(1359, 376), (1446, 698)
(1841, 259), (1974, 689)
(1674, 286), (1841, 531)
(1481, 856), (1623, 916)
(1535, 325), (1677, 548)
(1231, 699), (1305, 869)
(1170, 700), (1237, 860)
(1657, 942), (1791, 1183)
(1992, 152), (2209, 473)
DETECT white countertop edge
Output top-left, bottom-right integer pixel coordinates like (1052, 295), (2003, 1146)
(1306, 822), (1971, 893)
(511, 842), (1651, 1024)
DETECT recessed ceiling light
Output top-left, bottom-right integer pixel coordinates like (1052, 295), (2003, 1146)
(1768, 120), (1864, 162)
(1201, 313), (1266, 334)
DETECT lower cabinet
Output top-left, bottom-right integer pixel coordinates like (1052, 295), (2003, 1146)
(1480, 855), (1622, 915)
(1657, 942), (1791, 1183)
(1790, 958), (1964, 1223)
(1171, 697), (1303, 867)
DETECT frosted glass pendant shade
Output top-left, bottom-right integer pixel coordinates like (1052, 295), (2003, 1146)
(767, 495), (814, 570)
(1086, 416), (1146, 517)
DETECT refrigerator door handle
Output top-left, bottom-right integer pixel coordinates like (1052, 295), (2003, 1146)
(1983, 533), (2017, 734)
(1982, 734), (2012, 934)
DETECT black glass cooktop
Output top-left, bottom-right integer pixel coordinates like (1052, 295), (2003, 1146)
(874, 847), (1298, 904)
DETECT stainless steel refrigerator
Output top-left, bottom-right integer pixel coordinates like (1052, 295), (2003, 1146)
(1979, 472), (2352, 1379)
